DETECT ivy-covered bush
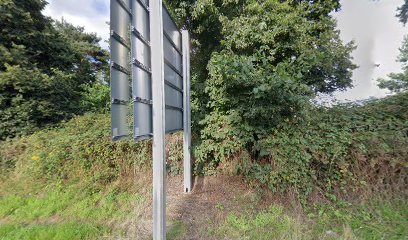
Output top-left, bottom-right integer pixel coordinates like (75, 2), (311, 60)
(238, 92), (408, 199)
(192, 0), (355, 171)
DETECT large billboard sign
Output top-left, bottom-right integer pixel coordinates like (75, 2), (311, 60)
(110, 0), (191, 239)
(110, 0), (188, 141)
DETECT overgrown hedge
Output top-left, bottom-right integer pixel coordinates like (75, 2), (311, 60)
(195, 92), (408, 200)
(1, 93), (407, 201)
(0, 114), (151, 190)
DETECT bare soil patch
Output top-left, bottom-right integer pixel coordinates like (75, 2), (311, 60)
(123, 173), (260, 239)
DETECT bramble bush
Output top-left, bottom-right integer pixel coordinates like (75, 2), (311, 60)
(174, 0), (407, 201)
(1, 0), (406, 205)
(192, 0), (355, 175)
(0, 112), (187, 191)
(1, 93), (406, 202)
(231, 92), (408, 199)
(0, 113), (150, 189)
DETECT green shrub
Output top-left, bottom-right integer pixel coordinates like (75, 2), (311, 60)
(0, 111), (189, 187)
(0, 223), (108, 240)
(0, 66), (80, 139)
(242, 92), (408, 199)
(80, 82), (110, 113)
(0, 113), (152, 186)
(192, 0), (355, 172)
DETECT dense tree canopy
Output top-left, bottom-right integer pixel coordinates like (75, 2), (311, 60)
(167, 0), (356, 170)
(0, 0), (108, 139)
(1, 0), (357, 173)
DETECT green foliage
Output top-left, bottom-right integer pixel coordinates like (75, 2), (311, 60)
(0, 65), (80, 138)
(80, 82), (110, 113)
(194, 110), (254, 173)
(255, 110), (353, 195)
(0, 0), (71, 72)
(53, 19), (109, 86)
(193, 53), (407, 200)
(196, 92), (408, 200)
(0, 1), (109, 139)
(311, 199), (408, 240)
(397, 0), (408, 25)
(215, 200), (408, 240)
(166, 136), (184, 176)
(0, 112), (185, 185)
(217, 205), (301, 240)
(165, 0), (355, 144)
(217, 0), (355, 93)
(241, 92), (408, 199)
(378, 36), (408, 92)
(167, 0), (356, 171)
(0, 223), (107, 240)
(0, 113), (151, 185)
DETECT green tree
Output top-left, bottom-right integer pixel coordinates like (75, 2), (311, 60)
(167, 0), (345, 126)
(0, 0), (73, 72)
(0, 0), (108, 139)
(53, 19), (109, 86)
(397, 0), (408, 25)
(378, 36), (408, 92)
(167, 0), (356, 171)
(53, 19), (110, 113)
(0, 66), (79, 137)
(377, 1), (408, 93)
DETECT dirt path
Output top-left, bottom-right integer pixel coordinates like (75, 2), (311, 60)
(120, 174), (258, 240)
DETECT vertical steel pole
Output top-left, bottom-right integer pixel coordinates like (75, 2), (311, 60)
(182, 30), (191, 193)
(150, 0), (166, 239)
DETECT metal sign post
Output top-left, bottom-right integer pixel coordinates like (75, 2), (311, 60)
(182, 30), (191, 193)
(150, 0), (166, 238)
(110, 0), (191, 238)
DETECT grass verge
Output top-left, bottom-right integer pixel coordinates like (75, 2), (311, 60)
(213, 199), (407, 240)
(0, 182), (144, 239)
(0, 223), (107, 240)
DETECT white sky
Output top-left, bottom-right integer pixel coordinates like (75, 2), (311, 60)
(43, 0), (407, 102)
(333, 0), (408, 101)
(43, 0), (110, 49)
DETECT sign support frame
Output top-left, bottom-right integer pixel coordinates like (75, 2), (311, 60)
(150, 0), (166, 239)
(182, 30), (191, 193)
(110, 0), (192, 238)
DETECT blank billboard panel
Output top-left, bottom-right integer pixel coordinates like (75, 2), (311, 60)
(163, 36), (182, 73)
(112, 0), (187, 141)
(165, 85), (183, 110)
(110, 0), (132, 140)
(131, 0), (153, 140)
(164, 63), (183, 90)
(165, 108), (183, 133)
(163, 7), (182, 52)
